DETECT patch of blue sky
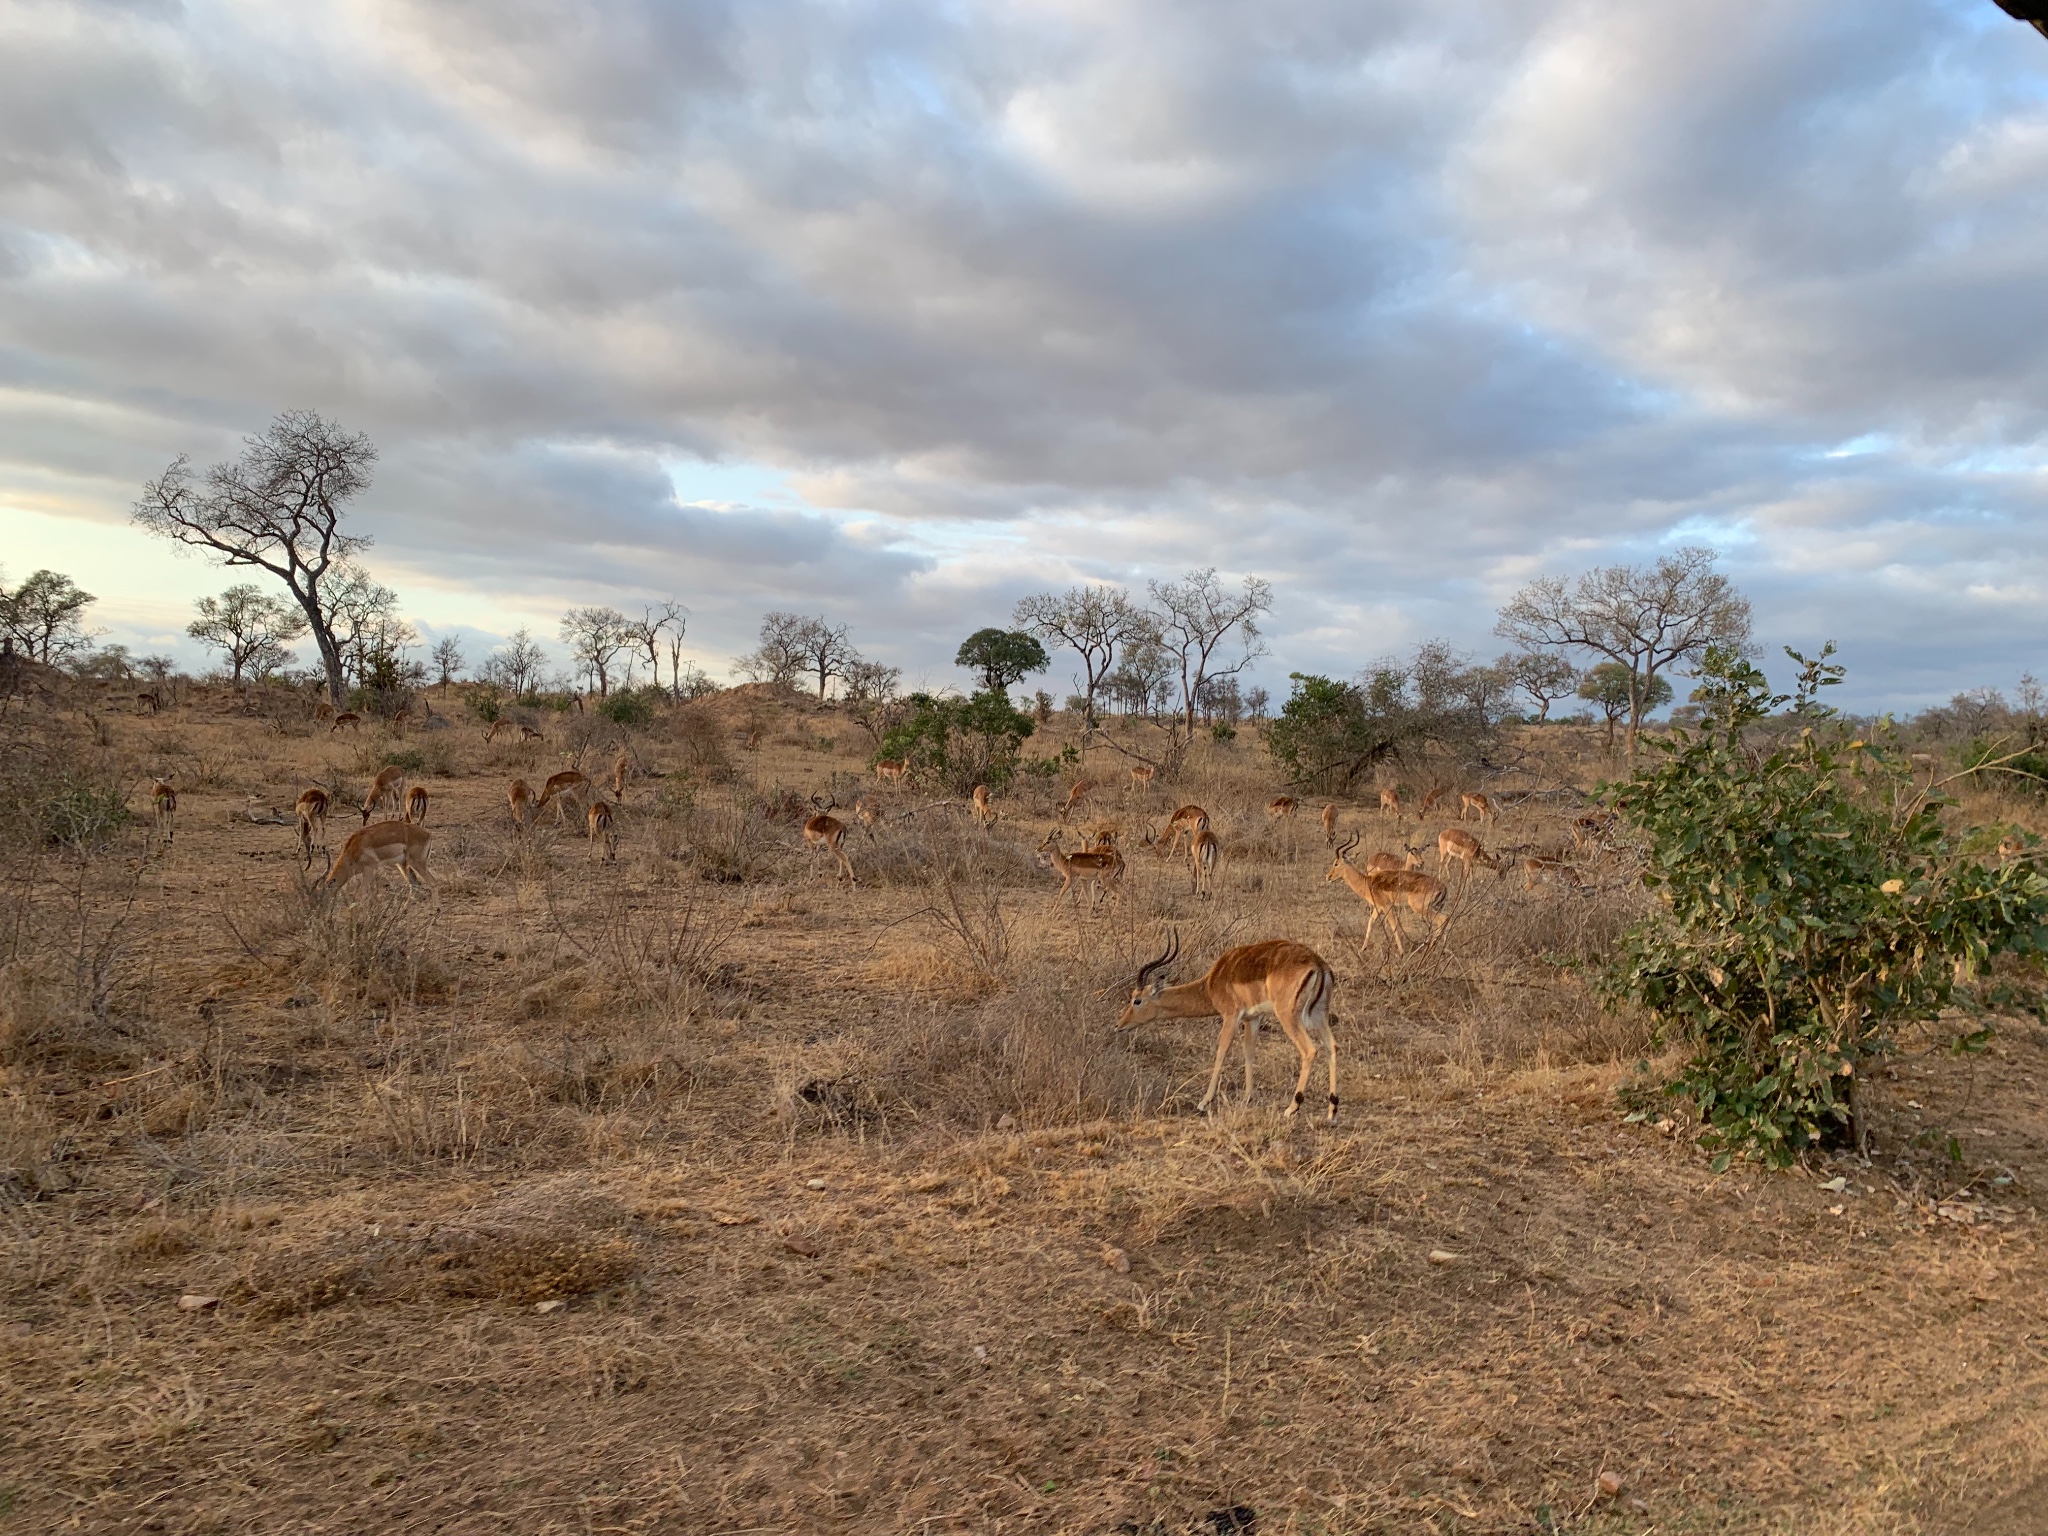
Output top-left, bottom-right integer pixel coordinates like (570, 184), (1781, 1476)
(1660, 515), (1759, 550)
(1818, 432), (1895, 460)
(662, 458), (802, 509)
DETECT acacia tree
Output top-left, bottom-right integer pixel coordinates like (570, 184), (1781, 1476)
(1149, 568), (1272, 738)
(0, 568), (99, 664)
(187, 584), (309, 685)
(133, 410), (377, 706)
(1013, 586), (1151, 730)
(955, 628), (1048, 696)
(1500, 650), (1580, 721)
(1496, 546), (1750, 760)
(1580, 662), (1673, 752)
(560, 605), (632, 695)
(794, 617), (856, 699)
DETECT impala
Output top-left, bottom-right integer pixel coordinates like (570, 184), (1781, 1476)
(484, 718), (517, 745)
(1517, 853), (1586, 891)
(1116, 931), (1339, 1122)
(874, 758), (910, 785)
(1157, 804), (1211, 858)
(610, 751), (631, 803)
(1267, 796), (1298, 820)
(1459, 791), (1498, 825)
(330, 711), (363, 734)
(135, 690), (161, 716)
(971, 784), (996, 828)
(1429, 826), (1502, 878)
(803, 798), (856, 884)
(519, 725), (546, 744)
(1362, 847), (1423, 876)
(1059, 779), (1097, 823)
(1320, 803), (1339, 843)
(1417, 785), (1446, 819)
(405, 786), (430, 825)
(536, 770), (593, 825)
(1378, 786), (1401, 818)
(1328, 835), (1446, 955)
(507, 778), (536, 828)
(1189, 824), (1221, 898)
(1038, 829), (1123, 910)
(151, 780), (177, 844)
(325, 820), (433, 892)
(295, 787), (330, 867)
(1571, 810), (1618, 848)
(362, 765), (406, 823)
(588, 800), (618, 862)
(1126, 763), (1156, 796)
(852, 796), (881, 835)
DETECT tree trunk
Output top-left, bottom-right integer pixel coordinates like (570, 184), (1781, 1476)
(296, 591), (347, 707)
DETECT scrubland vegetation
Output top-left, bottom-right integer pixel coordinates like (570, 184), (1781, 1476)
(4, 647), (2047, 1535)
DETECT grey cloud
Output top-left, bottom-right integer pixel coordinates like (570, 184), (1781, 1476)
(1, 0), (2043, 709)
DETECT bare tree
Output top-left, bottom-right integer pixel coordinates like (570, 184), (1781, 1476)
(626, 600), (687, 696)
(1496, 546), (1751, 759)
(324, 562), (414, 687)
(734, 611), (810, 688)
(187, 584), (309, 685)
(0, 568), (99, 664)
(1499, 650), (1581, 722)
(1148, 568), (1273, 737)
(133, 410), (376, 706)
(430, 636), (464, 686)
(483, 628), (549, 696)
(1014, 585), (1151, 731)
(559, 606), (633, 695)
(795, 617), (856, 699)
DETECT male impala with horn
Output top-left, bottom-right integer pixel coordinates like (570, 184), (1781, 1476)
(1115, 931), (1340, 1123)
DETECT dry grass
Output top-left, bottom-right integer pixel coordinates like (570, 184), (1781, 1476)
(1, 682), (2045, 1534)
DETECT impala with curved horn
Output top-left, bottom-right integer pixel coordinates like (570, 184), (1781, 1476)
(1116, 931), (1339, 1122)
(1329, 834), (1446, 955)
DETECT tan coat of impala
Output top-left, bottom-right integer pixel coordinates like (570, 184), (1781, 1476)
(1430, 826), (1501, 878)
(295, 787), (330, 866)
(971, 784), (996, 828)
(1188, 825), (1221, 898)
(1038, 829), (1122, 910)
(1156, 804), (1211, 859)
(535, 770), (592, 825)
(405, 785), (430, 825)
(1459, 791), (1498, 825)
(1378, 786), (1401, 819)
(325, 821), (433, 892)
(588, 800), (618, 862)
(1266, 796), (1298, 821)
(1058, 779), (1097, 823)
(1320, 803), (1339, 843)
(803, 801), (856, 884)
(362, 766), (406, 824)
(1329, 836), (1446, 955)
(507, 778), (536, 828)
(150, 780), (177, 844)
(1115, 931), (1339, 1122)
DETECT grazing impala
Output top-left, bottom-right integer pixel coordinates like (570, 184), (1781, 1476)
(325, 821), (433, 893)
(1517, 853), (1586, 891)
(405, 786), (430, 825)
(151, 780), (177, 844)
(1058, 779), (1097, 823)
(971, 784), (996, 828)
(1320, 803), (1339, 843)
(874, 758), (910, 786)
(535, 770), (593, 825)
(507, 778), (536, 828)
(851, 797), (880, 835)
(588, 800), (618, 862)
(610, 751), (631, 803)
(135, 690), (161, 716)
(1038, 829), (1123, 910)
(1363, 847), (1424, 876)
(803, 798), (856, 884)
(1267, 796), (1298, 821)
(330, 711), (363, 734)
(295, 787), (330, 867)
(1418, 785), (1449, 820)
(1157, 804), (1211, 858)
(1428, 826), (1502, 878)
(1115, 931), (1340, 1122)
(519, 724), (546, 744)
(483, 718), (515, 744)
(1378, 786), (1401, 819)
(363, 766), (406, 823)
(1459, 791), (1498, 826)
(1572, 810), (1618, 848)
(1126, 763), (1156, 797)
(1189, 823), (1221, 898)
(1328, 835), (1446, 955)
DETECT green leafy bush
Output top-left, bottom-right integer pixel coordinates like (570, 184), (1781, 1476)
(1602, 646), (2048, 1167)
(879, 690), (1035, 793)
(597, 688), (658, 728)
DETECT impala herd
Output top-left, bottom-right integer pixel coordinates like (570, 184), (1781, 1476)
(140, 711), (1613, 1129)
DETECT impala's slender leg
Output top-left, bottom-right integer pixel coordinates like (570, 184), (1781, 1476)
(1200, 1009), (1243, 1116)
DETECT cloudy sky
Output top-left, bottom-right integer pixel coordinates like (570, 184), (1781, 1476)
(4, 0), (2046, 708)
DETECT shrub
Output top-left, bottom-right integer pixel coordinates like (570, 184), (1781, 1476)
(1601, 646), (2048, 1167)
(878, 690), (1035, 793)
(597, 688), (658, 728)
(1961, 738), (2048, 794)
